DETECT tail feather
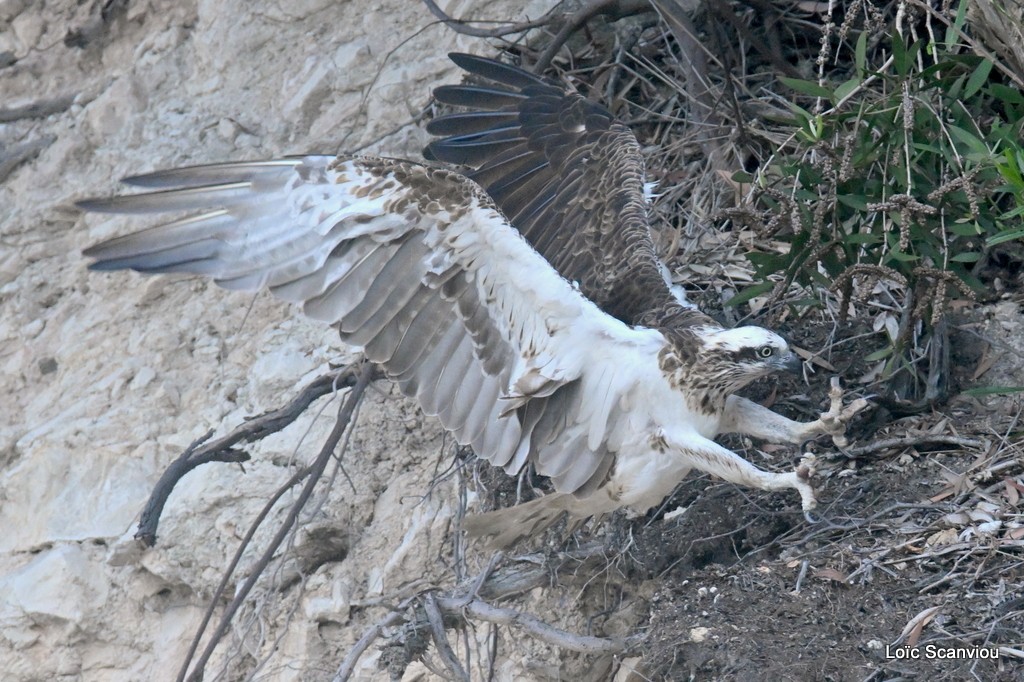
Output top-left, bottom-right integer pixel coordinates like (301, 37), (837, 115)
(464, 492), (587, 549)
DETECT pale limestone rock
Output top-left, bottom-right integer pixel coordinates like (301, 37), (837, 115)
(1, 0), (567, 680)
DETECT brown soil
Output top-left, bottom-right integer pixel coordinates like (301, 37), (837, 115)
(466, 318), (1023, 681)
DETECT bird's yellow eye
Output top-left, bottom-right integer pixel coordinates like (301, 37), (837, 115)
(758, 346), (774, 358)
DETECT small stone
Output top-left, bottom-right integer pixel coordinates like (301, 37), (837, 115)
(690, 626), (711, 643)
(21, 319), (43, 338)
(11, 12), (44, 52)
(217, 117), (238, 141)
(129, 367), (156, 390)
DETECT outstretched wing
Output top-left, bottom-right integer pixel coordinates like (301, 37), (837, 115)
(79, 156), (667, 496)
(425, 53), (712, 329)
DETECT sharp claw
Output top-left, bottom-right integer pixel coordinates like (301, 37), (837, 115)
(816, 378), (870, 448)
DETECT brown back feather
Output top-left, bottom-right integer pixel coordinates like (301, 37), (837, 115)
(425, 53), (716, 330)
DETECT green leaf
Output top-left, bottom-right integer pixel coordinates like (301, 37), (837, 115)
(845, 232), (883, 245)
(957, 269), (987, 294)
(946, 73), (965, 100)
(988, 227), (1024, 246)
(864, 346), (894, 362)
(886, 251), (920, 263)
(855, 30), (868, 76)
(837, 194), (870, 211)
(724, 281), (774, 307)
(941, 0), (970, 50)
(833, 77), (862, 105)
(747, 252), (790, 273)
(731, 170), (754, 183)
(946, 124), (989, 157)
(893, 33), (908, 74)
(949, 221), (983, 237)
(949, 252), (981, 263)
(779, 76), (832, 99)
(894, 37), (921, 76)
(963, 59), (994, 99)
(990, 83), (1024, 106)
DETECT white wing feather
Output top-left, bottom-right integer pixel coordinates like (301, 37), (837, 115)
(81, 155), (667, 495)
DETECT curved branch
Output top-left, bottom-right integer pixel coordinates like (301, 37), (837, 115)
(333, 544), (626, 680)
(533, 0), (651, 72)
(135, 366), (377, 546)
(419, 0), (559, 38)
(425, 594), (470, 681)
(437, 597), (627, 653)
(180, 362), (374, 682)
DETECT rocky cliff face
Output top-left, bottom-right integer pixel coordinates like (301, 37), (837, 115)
(0, 2), (559, 679)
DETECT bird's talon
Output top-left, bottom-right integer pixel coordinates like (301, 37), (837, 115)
(814, 377), (868, 446)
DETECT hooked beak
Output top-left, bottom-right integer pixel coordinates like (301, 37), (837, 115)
(779, 351), (802, 374)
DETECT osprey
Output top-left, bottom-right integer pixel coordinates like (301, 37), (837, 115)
(79, 53), (863, 547)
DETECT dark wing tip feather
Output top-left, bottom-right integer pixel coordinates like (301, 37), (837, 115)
(446, 52), (551, 89)
(425, 111), (519, 136)
(83, 233), (222, 273)
(121, 159), (304, 188)
(75, 197), (117, 213)
(432, 84), (528, 108)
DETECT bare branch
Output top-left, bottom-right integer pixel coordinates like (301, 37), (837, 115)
(425, 594), (470, 682)
(180, 362), (374, 682)
(136, 365), (378, 546)
(0, 93), (76, 123)
(333, 602), (412, 682)
(334, 543), (625, 680)
(533, 0), (650, 72)
(420, 0), (652, 71)
(435, 597), (628, 654)
(0, 135), (57, 183)
(419, 0), (559, 38)
(841, 435), (988, 460)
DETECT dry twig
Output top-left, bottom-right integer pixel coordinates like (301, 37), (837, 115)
(180, 362), (374, 682)
(840, 434), (987, 460)
(419, 0), (557, 38)
(0, 93), (76, 123)
(0, 135), (57, 183)
(333, 543), (630, 680)
(135, 366), (377, 546)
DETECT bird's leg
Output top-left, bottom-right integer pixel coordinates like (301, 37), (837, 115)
(719, 377), (868, 448)
(803, 377), (869, 448)
(664, 431), (818, 512)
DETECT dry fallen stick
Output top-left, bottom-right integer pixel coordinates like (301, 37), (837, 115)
(882, 539), (1024, 565)
(839, 434), (988, 460)
(435, 597), (628, 654)
(333, 544), (630, 681)
(425, 594), (470, 682)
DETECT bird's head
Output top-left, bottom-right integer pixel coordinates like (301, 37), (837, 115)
(696, 326), (801, 393)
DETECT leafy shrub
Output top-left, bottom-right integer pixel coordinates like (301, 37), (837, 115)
(725, 3), (1024, 399)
